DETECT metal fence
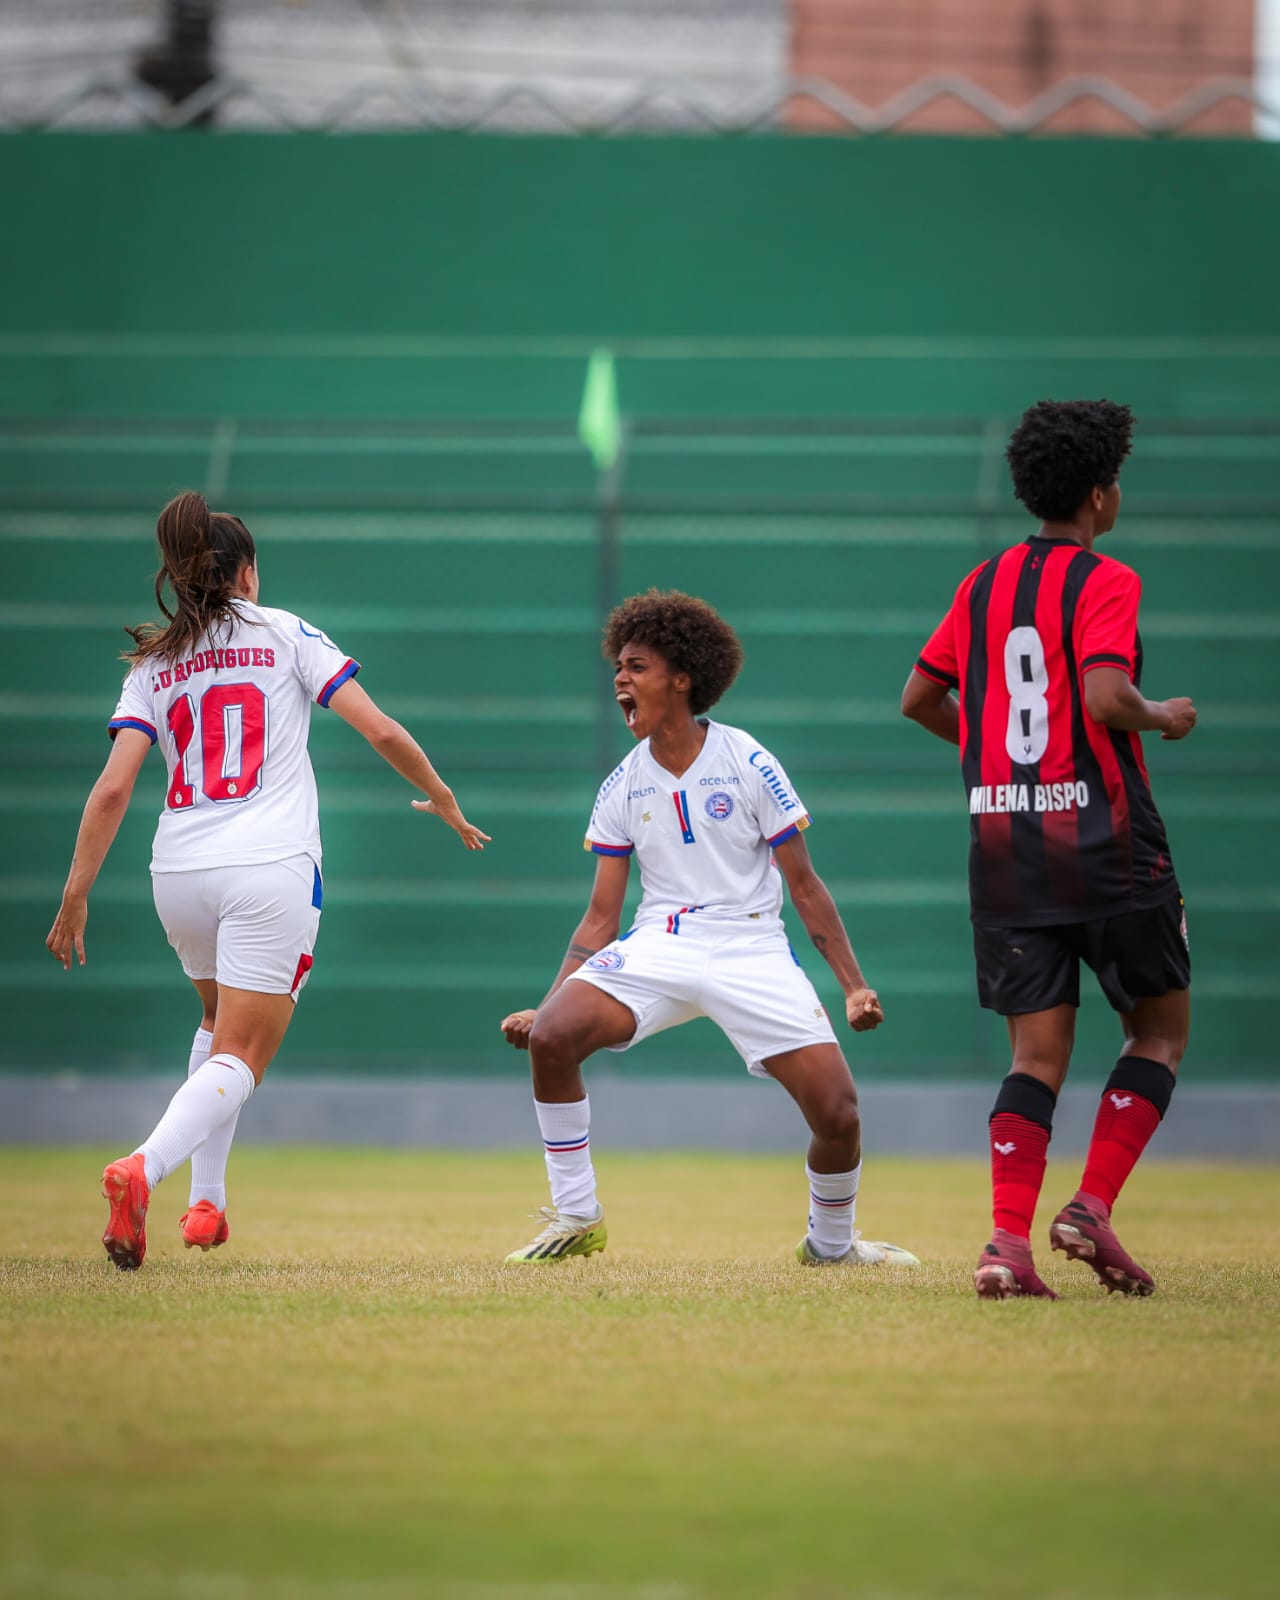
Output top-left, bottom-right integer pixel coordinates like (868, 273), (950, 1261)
(2, 0), (1274, 134)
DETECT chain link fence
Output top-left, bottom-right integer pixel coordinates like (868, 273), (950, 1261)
(3, 0), (1274, 132)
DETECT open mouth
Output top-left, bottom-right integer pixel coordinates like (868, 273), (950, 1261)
(617, 693), (638, 729)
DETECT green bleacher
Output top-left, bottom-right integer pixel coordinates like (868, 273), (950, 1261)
(3, 133), (1277, 1080)
(4, 407), (1276, 1080)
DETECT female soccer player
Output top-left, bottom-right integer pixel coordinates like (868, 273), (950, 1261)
(499, 589), (917, 1269)
(46, 491), (489, 1270)
(902, 399), (1195, 1300)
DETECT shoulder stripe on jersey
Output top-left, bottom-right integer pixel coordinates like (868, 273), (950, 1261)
(916, 654), (959, 689)
(107, 717), (157, 744)
(585, 839), (633, 856)
(1081, 651), (1132, 673)
(317, 658), (360, 707)
(767, 815), (810, 847)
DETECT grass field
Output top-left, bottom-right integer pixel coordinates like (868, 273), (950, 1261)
(2, 1149), (1277, 1600)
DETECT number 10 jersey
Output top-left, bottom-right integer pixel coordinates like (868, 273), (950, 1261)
(109, 601), (359, 873)
(915, 535), (1177, 926)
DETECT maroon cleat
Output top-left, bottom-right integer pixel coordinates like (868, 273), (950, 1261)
(1050, 1190), (1155, 1296)
(974, 1228), (1060, 1300)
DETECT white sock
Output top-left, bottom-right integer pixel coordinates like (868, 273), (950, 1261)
(186, 1027), (238, 1210)
(187, 1027), (214, 1075)
(806, 1161), (862, 1259)
(137, 1054), (256, 1191)
(534, 1097), (598, 1219)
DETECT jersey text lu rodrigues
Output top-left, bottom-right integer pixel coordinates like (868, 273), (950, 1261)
(108, 601), (358, 873)
(583, 720), (811, 934)
(916, 535), (1176, 926)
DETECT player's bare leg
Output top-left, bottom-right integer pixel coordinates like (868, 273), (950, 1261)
(527, 980), (636, 1103)
(976, 1007), (1074, 1300)
(207, 984), (296, 1082)
(192, 978), (218, 1036)
(1124, 990), (1188, 1066)
(1052, 989), (1188, 1295)
(766, 1042), (863, 1172)
(504, 983), (635, 1263)
(767, 1043), (918, 1267)
(1005, 1006), (1076, 1098)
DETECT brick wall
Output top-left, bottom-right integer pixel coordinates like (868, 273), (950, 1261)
(789, 0), (1256, 133)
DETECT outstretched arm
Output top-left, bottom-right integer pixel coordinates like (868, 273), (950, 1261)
(328, 678), (491, 849)
(901, 668), (961, 746)
(46, 729), (151, 969)
(1083, 667), (1196, 741)
(772, 832), (884, 1033)
(500, 853), (631, 1049)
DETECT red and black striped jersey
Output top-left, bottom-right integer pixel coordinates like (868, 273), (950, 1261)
(916, 535), (1176, 926)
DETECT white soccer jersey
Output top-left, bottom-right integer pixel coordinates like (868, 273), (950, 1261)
(583, 720), (811, 934)
(109, 601), (359, 873)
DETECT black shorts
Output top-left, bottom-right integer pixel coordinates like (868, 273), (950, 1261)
(972, 891), (1190, 1016)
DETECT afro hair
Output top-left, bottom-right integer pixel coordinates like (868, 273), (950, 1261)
(1006, 399), (1134, 522)
(602, 589), (744, 717)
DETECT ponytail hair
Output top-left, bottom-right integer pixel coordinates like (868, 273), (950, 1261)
(124, 491), (257, 666)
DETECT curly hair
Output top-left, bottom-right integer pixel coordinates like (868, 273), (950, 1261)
(1006, 399), (1135, 522)
(602, 589), (744, 717)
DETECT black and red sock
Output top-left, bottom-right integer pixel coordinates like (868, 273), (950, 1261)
(988, 1073), (1057, 1239)
(1078, 1056), (1176, 1213)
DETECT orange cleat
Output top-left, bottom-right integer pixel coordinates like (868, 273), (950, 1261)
(179, 1200), (230, 1252)
(101, 1153), (150, 1271)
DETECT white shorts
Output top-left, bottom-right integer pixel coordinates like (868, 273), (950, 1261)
(567, 920), (838, 1077)
(151, 855), (322, 999)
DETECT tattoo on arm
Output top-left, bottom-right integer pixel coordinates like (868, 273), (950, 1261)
(567, 942), (596, 963)
(811, 934), (828, 955)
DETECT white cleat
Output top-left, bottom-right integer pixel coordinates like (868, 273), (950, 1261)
(504, 1206), (608, 1263)
(796, 1231), (920, 1267)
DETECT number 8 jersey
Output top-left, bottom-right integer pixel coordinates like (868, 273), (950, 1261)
(109, 601), (359, 873)
(915, 534), (1177, 926)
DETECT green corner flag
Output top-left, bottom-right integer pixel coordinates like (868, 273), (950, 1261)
(578, 348), (620, 471)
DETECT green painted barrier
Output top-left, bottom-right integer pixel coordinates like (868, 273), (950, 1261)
(2, 133), (1276, 1077)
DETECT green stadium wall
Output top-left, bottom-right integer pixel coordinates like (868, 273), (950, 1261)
(2, 134), (1277, 1082)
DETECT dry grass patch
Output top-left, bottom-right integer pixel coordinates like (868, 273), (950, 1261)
(2, 1150), (1277, 1600)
